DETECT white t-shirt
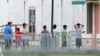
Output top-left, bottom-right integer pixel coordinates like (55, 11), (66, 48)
(53, 29), (59, 37)
(21, 28), (29, 39)
(53, 29), (58, 34)
(76, 27), (82, 38)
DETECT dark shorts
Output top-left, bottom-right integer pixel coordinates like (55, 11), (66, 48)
(5, 39), (12, 49)
(76, 38), (82, 47)
(62, 41), (67, 47)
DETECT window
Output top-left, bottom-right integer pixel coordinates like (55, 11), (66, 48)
(29, 9), (36, 33)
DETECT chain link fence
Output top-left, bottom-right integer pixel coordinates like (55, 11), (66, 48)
(0, 32), (100, 53)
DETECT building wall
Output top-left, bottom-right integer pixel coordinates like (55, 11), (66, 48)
(94, 4), (100, 34)
(0, 0), (87, 35)
(8, 0), (24, 24)
(93, 4), (100, 39)
(0, 0), (8, 25)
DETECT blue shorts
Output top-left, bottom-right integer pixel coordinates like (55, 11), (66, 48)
(16, 42), (21, 48)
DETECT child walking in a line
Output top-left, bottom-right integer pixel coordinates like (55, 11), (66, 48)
(74, 23), (84, 48)
(15, 28), (23, 50)
(61, 25), (68, 48)
(21, 23), (29, 49)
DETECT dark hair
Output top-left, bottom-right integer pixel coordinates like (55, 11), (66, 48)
(43, 25), (46, 29)
(77, 23), (81, 26)
(63, 25), (67, 29)
(23, 23), (27, 26)
(53, 24), (56, 29)
(16, 28), (20, 31)
(8, 22), (12, 25)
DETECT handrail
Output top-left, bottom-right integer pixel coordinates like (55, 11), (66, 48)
(0, 24), (35, 27)
(0, 24), (35, 34)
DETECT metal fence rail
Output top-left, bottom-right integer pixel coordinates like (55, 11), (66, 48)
(0, 32), (100, 52)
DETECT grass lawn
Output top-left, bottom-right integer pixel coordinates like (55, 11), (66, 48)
(1, 44), (100, 56)
(3, 53), (100, 56)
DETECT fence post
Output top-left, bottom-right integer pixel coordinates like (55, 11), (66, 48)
(0, 46), (3, 56)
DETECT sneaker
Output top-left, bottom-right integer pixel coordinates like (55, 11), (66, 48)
(18, 47), (21, 51)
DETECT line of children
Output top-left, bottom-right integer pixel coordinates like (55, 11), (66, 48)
(41, 25), (68, 49)
(14, 23), (84, 50)
(61, 23), (84, 49)
(40, 23), (84, 48)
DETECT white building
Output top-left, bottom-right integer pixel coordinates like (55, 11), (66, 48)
(0, 0), (100, 47)
(0, 0), (87, 34)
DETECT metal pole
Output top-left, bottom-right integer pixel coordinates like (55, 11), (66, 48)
(41, 0), (43, 31)
(72, 5), (74, 30)
(7, 0), (10, 21)
(24, 0), (25, 23)
(82, 5), (84, 25)
(61, 0), (63, 30)
(51, 0), (54, 33)
(7, 0), (9, 3)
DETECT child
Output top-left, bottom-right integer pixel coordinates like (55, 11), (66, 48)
(74, 23), (84, 48)
(15, 28), (23, 50)
(21, 23), (29, 49)
(41, 25), (49, 49)
(61, 25), (67, 48)
(53, 24), (59, 49)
